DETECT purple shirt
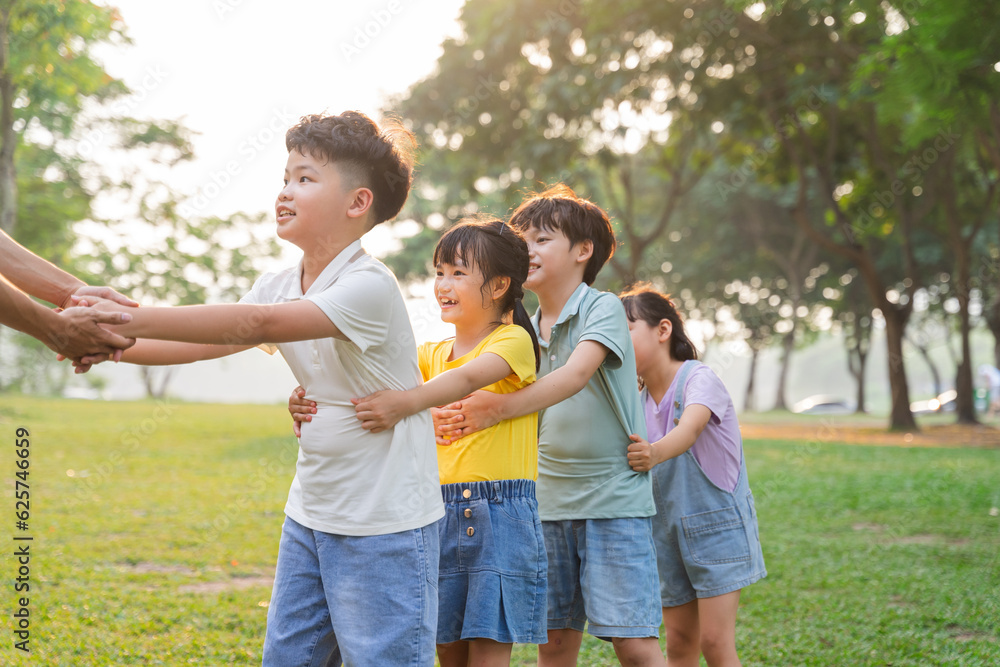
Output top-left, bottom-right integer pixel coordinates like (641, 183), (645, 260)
(643, 364), (743, 492)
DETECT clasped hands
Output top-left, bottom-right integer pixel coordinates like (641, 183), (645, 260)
(53, 287), (138, 373)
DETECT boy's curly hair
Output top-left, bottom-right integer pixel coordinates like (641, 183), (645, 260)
(285, 111), (416, 225)
(508, 184), (616, 285)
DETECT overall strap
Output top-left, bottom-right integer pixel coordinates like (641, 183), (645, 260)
(671, 360), (702, 426)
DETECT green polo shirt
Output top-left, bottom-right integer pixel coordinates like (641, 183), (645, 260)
(532, 283), (655, 520)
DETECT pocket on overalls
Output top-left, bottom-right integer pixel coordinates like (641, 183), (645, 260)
(681, 506), (751, 565)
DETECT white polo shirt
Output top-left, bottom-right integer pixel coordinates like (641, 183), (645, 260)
(240, 241), (444, 536)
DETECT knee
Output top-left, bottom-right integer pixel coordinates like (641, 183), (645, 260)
(611, 636), (663, 665)
(539, 632), (574, 657)
(699, 632), (736, 662)
(665, 626), (698, 654)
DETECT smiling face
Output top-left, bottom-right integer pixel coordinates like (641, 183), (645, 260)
(274, 150), (358, 250)
(434, 252), (498, 330)
(522, 224), (589, 294)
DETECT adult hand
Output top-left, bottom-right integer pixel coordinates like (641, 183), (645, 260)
(50, 304), (135, 372)
(287, 386), (316, 437)
(66, 285), (139, 310)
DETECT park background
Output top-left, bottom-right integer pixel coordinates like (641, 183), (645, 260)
(1, 0), (999, 665)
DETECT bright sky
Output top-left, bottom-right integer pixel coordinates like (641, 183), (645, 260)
(74, 0), (467, 401)
(97, 0), (466, 259)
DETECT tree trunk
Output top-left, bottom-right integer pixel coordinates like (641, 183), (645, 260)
(883, 307), (918, 431)
(905, 335), (942, 398)
(853, 351), (867, 414)
(744, 347), (758, 412)
(954, 294), (977, 423)
(773, 329), (794, 411)
(0, 6), (16, 234)
(847, 331), (869, 414)
(140, 366), (176, 400)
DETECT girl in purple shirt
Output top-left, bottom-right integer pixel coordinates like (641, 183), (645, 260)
(621, 283), (766, 667)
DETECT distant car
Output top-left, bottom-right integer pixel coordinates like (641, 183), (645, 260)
(790, 394), (855, 415)
(909, 389), (957, 415)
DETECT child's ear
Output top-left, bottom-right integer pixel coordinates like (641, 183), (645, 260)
(491, 276), (511, 301)
(658, 318), (673, 342)
(346, 187), (374, 219)
(574, 239), (594, 264)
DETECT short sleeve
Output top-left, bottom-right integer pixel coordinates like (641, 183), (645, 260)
(238, 274), (278, 355)
(684, 366), (731, 424)
(305, 265), (393, 353)
(577, 292), (629, 370)
(418, 342), (435, 382)
(482, 326), (537, 383)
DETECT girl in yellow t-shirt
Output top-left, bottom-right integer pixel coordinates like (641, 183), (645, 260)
(353, 216), (545, 666)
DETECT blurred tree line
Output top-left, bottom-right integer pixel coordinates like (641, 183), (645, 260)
(381, 0), (1000, 431)
(0, 0), (281, 397)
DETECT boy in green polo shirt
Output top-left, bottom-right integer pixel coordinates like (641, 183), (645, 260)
(434, 185), (665, 666)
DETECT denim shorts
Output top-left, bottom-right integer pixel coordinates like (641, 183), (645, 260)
(543, 517), (661, 640)
(437, 479), (548, 645)
(262, 516), (439, 667)
(653, 491), (767, 607)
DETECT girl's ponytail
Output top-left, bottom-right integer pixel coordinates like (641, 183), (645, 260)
(513, 298), (541, 371)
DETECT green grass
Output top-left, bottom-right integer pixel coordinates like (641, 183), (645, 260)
(1, 397), (998, 665)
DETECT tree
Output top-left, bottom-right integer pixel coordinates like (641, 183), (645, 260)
(0, 0), (282, 396)
(855, 0), (1000, 423)
(387, 0), (722, 288)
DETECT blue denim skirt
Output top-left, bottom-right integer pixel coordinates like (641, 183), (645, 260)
(437, 479), (548, 644)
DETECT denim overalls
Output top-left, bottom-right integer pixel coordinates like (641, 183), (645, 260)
(649, 360), (767, 607)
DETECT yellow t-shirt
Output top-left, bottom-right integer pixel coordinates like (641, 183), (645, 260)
(419, 324), (539, 485)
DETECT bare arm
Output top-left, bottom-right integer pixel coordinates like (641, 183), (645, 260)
(435, 340), (609, 440)
(0, 274), (134, 358)
(0, 230), (86, 306)
(0, 230), (137, 309)
(626, 404), (712, 472)
(117, 338), (254, 366)
(94, 299), (345, 346)
(353, 352), (514, 433)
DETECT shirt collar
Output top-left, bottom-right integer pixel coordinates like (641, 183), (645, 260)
(304, 240), (366, 296)
(531, 282), (589, 334)
(278, 240), (366, 301)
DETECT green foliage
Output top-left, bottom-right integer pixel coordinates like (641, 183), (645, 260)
(7, 0), (130, 137)
(0, 1), (282, 397)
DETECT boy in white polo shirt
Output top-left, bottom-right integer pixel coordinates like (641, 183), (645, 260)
(81, 111), (444, 666)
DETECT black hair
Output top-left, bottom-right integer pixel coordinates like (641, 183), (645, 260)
(620, 282), (699, 361)
(434, 216), (540, 370)
(285, 110), (416, 225)
(508, 183), (616, 285)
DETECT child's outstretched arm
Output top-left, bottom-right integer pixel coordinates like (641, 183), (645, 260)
(353, 352), (515, 434)
(88, 299), (345, 347)
(434, 340), (609, 442)
(626, 404), (712, 472)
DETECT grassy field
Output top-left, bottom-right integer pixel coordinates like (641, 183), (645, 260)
(1, 396), (998, 666)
